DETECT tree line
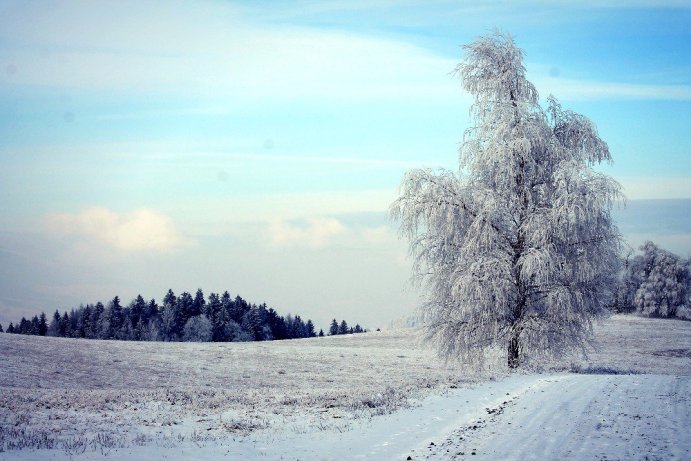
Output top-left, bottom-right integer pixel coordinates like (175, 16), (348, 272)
(0, 288), (367, 342)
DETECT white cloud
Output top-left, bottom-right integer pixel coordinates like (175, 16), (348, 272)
(45, 207), (193, 253)
(532, 76), (691, 101)
(268, 218), (348, 249)
(0, 1), (458, 103)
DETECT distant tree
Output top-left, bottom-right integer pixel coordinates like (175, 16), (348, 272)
(391, 32), (622, 368)
(177, 292), (194, 336)
(611, 249), (638, 313)
(143, 316), (162, 341)
(30, 315), (40, 335)
(318, 328), (324, 337)
(354, 324), (363, 333)
(160, 302), (177, 342)
(329, 319), (339, 336)
(183, 315), (213, 342)
(266, 308), (287, 340)
(243, 304), (271, 341)
(338, 320), (349, 335)
(117, 318), (134, 340)
(289, 314), (306, 338)
(628, 242), (689, 318)
(94, 302), (108, 339)
(107, 296), (123, 337)
(163, 289), (177, 308)
(7, 322), (14, 333)
(47, 310), (60, 336)
(59, 312), (70, 337)
(130, 295), (147, 326)
(223, 319), (253, 342)
(144, 298), (159, 324)
(206, 292), (224, 341)
(191, 288), (205, 318)
(38, 312), (48, 336)
(0, 323), (3, 333)
(305, 319), (316, 337)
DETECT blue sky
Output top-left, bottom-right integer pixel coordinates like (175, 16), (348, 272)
(0, 0), (690, 329)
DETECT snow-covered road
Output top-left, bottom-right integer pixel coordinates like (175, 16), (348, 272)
(419, 374), (690, 461)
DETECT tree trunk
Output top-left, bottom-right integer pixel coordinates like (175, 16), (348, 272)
(508, 332), (520, 368)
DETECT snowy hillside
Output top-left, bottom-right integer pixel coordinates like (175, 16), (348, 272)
(1, 315), (689, 460)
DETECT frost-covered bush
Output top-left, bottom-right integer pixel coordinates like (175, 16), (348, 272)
(224, 320), (253, 342)
(183, 316), (213, 342)
(676, 306), (691, 321)
(617, 241), (690, 318)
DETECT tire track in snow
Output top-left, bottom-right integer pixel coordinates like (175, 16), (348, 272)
(415, 374), (690, 461)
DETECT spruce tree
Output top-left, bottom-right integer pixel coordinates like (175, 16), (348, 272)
(305, 319), (316, 337)
(38, 312), (48, 336)
(329, 319), (339, 336)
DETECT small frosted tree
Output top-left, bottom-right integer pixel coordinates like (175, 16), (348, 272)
(392, 32), (623, 368)
(183, 315), (213, 342)
(630, 241), (689, 317)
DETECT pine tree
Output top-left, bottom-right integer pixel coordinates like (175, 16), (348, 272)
(305, 319), (316, 337)
(107, 296), (123, 336)
(318, 328), (324, 337)
(338, 320), (348, 335)
(38, 312), (48, 336)
(47, 310), (60, 336)
(30, 315), (40, 335)
(130, 295), (147, 327)
(329, 319), (339, 336)
(0, 323), (3, 333)
(144, 298), (159, 324)
(207, 292), (224, 341)
(7, 322), (14, 333)
(191, 288), (205, 318)
(392, 32), (622, 368)
(177, 292), (194, 336)
(92, 302), (105, 338)
(59, 312), (70, 337)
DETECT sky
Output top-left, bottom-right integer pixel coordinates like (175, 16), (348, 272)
(0, 0), (690, 330)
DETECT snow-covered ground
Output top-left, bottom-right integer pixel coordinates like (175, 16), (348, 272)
(1, 315), (689, 460)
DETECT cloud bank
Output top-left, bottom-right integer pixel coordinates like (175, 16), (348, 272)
(46, 207), (193, 253)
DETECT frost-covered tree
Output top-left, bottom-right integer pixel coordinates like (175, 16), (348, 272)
(392, 32), (622, 368)
(629, 241), (689, 317)
(47, 310), (60, 337)
(183, 315), (213, 342)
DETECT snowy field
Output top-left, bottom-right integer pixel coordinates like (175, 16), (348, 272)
(1, 315), (689, 460)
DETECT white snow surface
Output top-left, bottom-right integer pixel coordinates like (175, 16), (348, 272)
(1, 315), (689, 460)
